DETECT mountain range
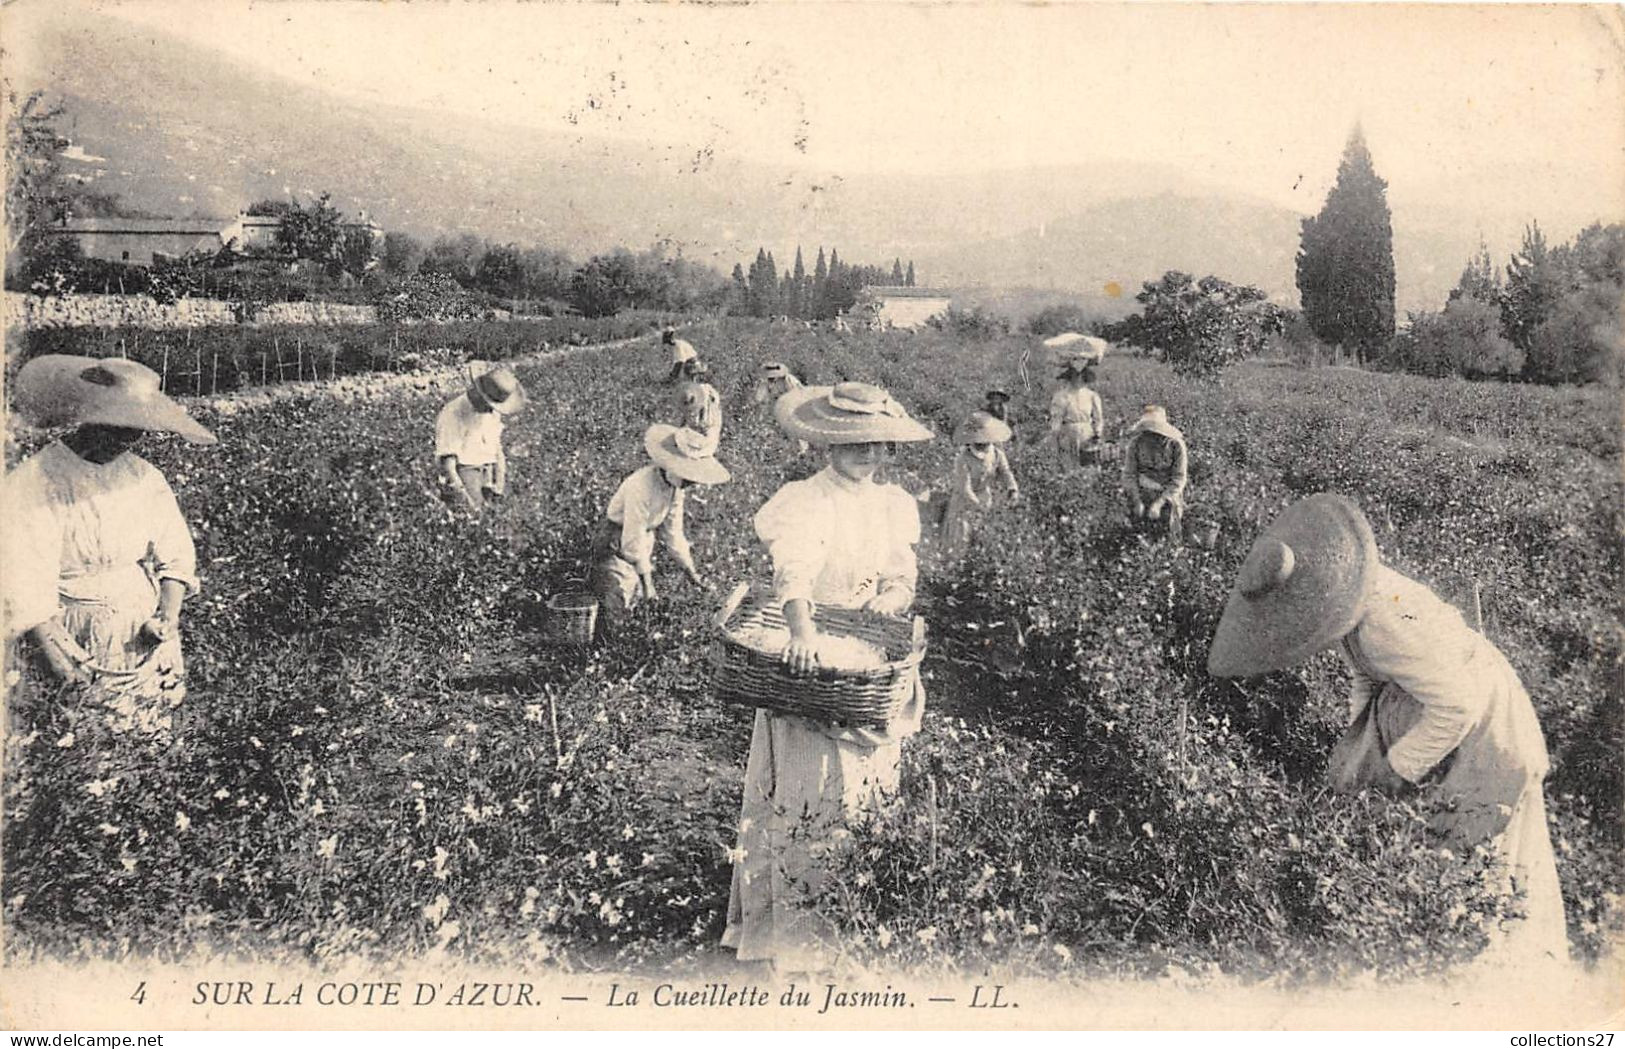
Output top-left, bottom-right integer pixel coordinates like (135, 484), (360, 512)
(14, 10), (1616, 315)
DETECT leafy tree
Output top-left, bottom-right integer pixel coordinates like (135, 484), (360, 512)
(420, 233), (486, 285)
(569, 248), (640, 317)
(475, 242), (525, 298)
(1133, 270), (1286, 380)
(1387, 298), (1522, 379)
(1026, 302), (1098, 337)
(1296, 125), (1396, 365)
(380, 231), (426, 276)
(517, 246), (574, 302)
(245, 198), (297, 219)
(1526, 281), (1623, 386)
(5, 88), (69, 269)
(275, 193), (347, 275)
(1501, 222), (1565, 353)
(1448, 242), (1500, 305)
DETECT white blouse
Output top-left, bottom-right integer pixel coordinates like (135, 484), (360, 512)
(435, 393), (505, 467)
(1342, 565), (1538, 784)
(3, 441), (199, 633)
(753, 466), (920, 612)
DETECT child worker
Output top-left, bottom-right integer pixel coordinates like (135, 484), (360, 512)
(1121, 404), (1188, 541)
(588, 424), (729, 634)
(722, 381), (934, 971)
(940, 410), (1019, 556)
(752, 362), (809, 457)
(674, 357), (723, 455)
(435, 363), (526, 517)
(1047, 358), (1105, 469)
(1207, 494), (1567, 968)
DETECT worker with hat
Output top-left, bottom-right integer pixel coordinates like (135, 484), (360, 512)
(1208, 494), (1567, 966)
(589, 423), (730, 633)
(435, 362), (526, 517)
(751, 361), (809, 456)
(1048, 359), (1105, 468)
(723, 380), (933, 970)
(1122, 404), (1187, 538)
(940, 410), (1019, 555)
(673, 358), (723, 455)
(5, 355), (216, 739)
(665, 337), (699, 383)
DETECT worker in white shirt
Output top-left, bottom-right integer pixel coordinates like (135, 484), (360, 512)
(435, 364), (526, 516)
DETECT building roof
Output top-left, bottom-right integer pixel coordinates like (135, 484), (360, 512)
(53, 217), (231, 235)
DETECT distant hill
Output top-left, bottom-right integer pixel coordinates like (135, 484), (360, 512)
(15, 10), (1607, 315)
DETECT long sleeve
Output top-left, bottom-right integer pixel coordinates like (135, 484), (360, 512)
(1, 471), (62, 639)
(993, 447), (1018, 496)
(143, 468), (200, 594)
(754, 482), (827, 609)
(1088, 391), (1103, 440)
(1167, 439), (1189, 499)
(657, 486), (695, 570)
(951, 455), (983, 508)
(1339, 639), (1378, 725)
(618, 482), (659, 575)
(1355, 570), (1490, 784)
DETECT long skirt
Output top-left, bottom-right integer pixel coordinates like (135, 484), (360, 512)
(1331, 657), (1568, 965)
(1055, 424), (1100, 467)
(722, 685), (922, 970)
(55, 565), (186, 740)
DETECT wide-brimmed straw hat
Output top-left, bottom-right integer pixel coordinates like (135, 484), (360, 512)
(1207, 494), (1380, 678)
(1129, 404), (1183, 443)
(1044, 332), (1109, 365)
(466, 364), (526, 415)
(954, 410), (1013, 445)
(13, 355), (216, 445)
(774, 381), (933, 446)
(670, 339), (698, 366)
(644, 423), (730, 485)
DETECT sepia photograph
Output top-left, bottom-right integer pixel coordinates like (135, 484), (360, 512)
(0, 0), (1621, 1035)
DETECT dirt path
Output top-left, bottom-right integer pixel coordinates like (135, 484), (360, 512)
(189, 330), (671, 413)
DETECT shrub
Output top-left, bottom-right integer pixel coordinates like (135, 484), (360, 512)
(927, 306), (1009, 339)
(1525, 283), (1625, 387)
(1384, 298), (1524, 380)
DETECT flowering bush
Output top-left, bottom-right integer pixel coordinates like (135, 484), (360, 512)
(3, 322), (1618, 979)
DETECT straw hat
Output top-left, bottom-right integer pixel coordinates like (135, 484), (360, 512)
(13, 355), (216, 445)
(954, 410), (1013, 445)
(644, 423), (730, 485)
(1043, 332), (1109, 366)
(1129, 404), (1183, 443)
(1207, 494), (1380, 678)
(774, 381), (933, 446)
(669, 339), (698, 366)
(985, 389), (1011, 403)
(466, 365), (527, 416)
(761, 361), (790, 379)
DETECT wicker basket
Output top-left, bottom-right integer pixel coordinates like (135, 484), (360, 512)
(1185, 518), (1221, 550)
(710, 584), (926, 728)
(544, 591), (599, 644)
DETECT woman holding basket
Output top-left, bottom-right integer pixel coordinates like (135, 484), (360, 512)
(722, 381), (933, 971)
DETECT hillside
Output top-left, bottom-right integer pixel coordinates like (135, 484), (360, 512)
(12, 10), (1611, 313)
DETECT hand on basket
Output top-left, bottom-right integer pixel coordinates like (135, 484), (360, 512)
(782, 636), (820, 677)
(139, 616), (177, 646)
(862, 589), (911, 617)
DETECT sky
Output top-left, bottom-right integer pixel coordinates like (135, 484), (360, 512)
(44, 0), (1622, 223)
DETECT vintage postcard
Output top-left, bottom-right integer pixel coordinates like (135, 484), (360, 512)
(1, 0), (1621, 1035)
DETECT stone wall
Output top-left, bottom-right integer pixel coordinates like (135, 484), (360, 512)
(3, 292), (381, 331)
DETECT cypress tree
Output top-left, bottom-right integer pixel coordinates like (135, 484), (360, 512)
(1295, 125), (1396, 366)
